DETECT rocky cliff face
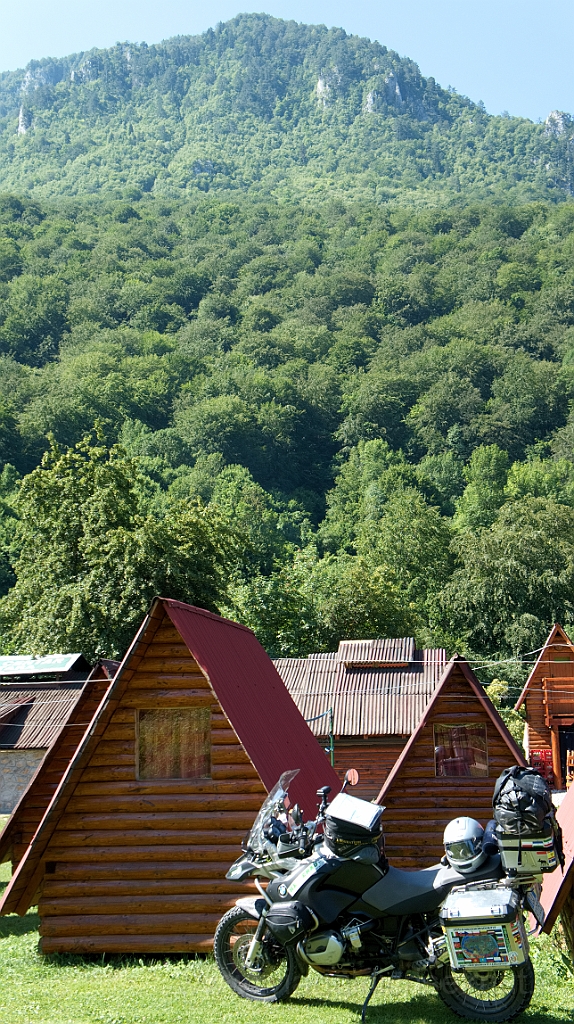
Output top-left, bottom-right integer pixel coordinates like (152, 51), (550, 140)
(0, 14), (571, 204)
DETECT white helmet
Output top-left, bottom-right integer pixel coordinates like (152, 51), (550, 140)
(444, 817), (487, 873)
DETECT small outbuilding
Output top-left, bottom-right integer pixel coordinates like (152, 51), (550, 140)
(0, 599), (339, 954)
(0, 660), (117, 869)
(376, 656), (526, 871)
(0, 654), (97, 814)
(275, 638), (447, 799)
(515, 624), (574, 790)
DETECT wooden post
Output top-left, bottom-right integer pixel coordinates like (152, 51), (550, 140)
(550, 725), (563, 790)
(561, 892), (574, 965)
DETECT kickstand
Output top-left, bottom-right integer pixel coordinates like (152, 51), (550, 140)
(361, 973), (382, 1023)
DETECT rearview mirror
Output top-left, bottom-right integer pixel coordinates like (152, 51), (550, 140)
(344, 768), (360, 788)
(291, 803), (303, 826)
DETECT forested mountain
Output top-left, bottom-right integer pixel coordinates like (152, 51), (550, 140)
(1, 16), (574, 704)
(2, 191), (574, 699)
(0, 14), (573, 205)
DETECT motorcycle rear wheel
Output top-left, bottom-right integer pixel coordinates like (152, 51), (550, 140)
(433, 961), (535, 1022)
(214, 906), (301, 1003)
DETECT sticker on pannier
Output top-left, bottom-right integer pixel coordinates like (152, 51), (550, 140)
(445, 919), (528, 970)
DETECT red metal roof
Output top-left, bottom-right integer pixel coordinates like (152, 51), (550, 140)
(541, 784), (574, 932)
(164, 601), (340, 815)
(275, 645), (446, 738)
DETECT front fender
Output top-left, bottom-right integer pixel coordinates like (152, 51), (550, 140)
(235, 896), (267, 919)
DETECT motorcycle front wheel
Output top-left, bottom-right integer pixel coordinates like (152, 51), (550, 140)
(433, 961), (535, 1022)
(214, 906), (302, 1003)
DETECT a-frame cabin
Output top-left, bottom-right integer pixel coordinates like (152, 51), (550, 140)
(376, 656), (526, 871)
(0, 661), (117, 871)
(0, 599), (339, 954)
(514, 623), (574, 790)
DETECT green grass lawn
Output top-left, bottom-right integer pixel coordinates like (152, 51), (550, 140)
(0, 818), (572, 1024)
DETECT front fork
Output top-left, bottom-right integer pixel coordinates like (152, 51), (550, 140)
(245, 907), (269, 968)
(245, 878), (272, 969)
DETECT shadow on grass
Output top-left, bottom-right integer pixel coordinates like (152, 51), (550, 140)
(0, 911), (40, 938)
(291, 989), (574, 1023)
(44, 950), (205, 969)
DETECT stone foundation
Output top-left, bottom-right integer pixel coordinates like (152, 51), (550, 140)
(0, 749), (46, 813)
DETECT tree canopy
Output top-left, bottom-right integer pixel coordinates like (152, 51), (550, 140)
(0, 15), (572, 206)
(0, 20), (573, 694)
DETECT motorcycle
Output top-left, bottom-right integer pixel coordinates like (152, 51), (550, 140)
(214, 768), (551, 1022)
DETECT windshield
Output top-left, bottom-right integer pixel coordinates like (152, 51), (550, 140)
(247, 769), (300, 855)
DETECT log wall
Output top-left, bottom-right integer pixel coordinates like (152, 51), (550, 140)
(333, 739), (406, 801)
(0, 675), (111, 869)
(35, 613), (265, 954)
(524, 642), (574, 788)
(379, 665), (523, 871)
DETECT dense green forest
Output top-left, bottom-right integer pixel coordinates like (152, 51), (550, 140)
(2, 189), (574, 694)
(0, 14), (574, 700)
(0, 14), (573, 206)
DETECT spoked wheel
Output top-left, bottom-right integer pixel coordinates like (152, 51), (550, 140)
(433, 961), (535, 1022)
(214, 906), (301, 1003)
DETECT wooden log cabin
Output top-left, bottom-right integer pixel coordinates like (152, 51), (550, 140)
(515, 623), (574, 790)
(0, 660), (118, 870)
(376, 656), (526, 870)
(0, 599), (339, 954)
(0, 653), (100, 814)
(275, 639), (447, 800)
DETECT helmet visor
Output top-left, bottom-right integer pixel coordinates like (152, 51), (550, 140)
(446, 838), (481, 862)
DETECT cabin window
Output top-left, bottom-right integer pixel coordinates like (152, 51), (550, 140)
(434, 724), (488, 778)
(137, 707), (211, 780)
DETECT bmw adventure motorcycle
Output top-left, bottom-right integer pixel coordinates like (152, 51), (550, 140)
(214, 769), (556, 1023)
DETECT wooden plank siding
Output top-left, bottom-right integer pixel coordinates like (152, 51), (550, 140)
(515, 625), (574, 789)
(0, 670), (113, 869)
(333, 739), (407, 801)
(377, 660), (526, 871)
(33, 614), (264, 953)
(0, 600), (341, 954)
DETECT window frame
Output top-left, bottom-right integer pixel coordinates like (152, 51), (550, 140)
(433, 722), (489, 779)
(135, 704), (212, 782)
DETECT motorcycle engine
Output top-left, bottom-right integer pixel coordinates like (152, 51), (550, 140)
(299, 931), (345, 965)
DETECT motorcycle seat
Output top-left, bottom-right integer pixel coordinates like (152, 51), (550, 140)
(360, 855), (503, 916)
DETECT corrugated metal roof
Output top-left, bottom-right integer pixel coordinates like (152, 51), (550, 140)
(541, 783), (574, 932)
(275, 644), (447, 738)
(0, 685), (83, 749)
(0, 653), (86, 677)
(337, 637), (415, 666)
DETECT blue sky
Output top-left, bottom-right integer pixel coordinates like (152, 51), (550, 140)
(0, 0), (571, 122)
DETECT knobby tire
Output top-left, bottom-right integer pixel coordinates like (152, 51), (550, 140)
(214, 905), (301, 1003)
